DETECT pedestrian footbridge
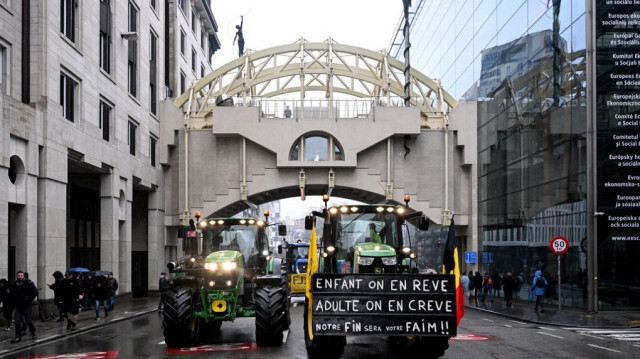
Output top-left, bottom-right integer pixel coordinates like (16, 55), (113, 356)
(162, 38), (475, 230)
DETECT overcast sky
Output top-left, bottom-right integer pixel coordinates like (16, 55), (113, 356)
(211, 0), (404, 69)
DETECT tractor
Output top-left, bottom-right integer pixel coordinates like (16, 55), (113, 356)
(284, 242), (310, 295)
(163, 211), (290, 347)
(303, 196), (457, 358)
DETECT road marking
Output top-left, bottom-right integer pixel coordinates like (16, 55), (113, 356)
(537, 326), (555, 331)
(577, 333), (606, 340)
(159, 340), (166, 345)
(504, 324), (513, 328)
(587, 344), (621, 353)
(537, 331), (564, 339)
(509, 320), (527, 325)
(481, 318), (494, 322)
(283, 329), (289, 343)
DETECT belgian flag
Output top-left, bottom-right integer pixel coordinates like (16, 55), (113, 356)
(442, 218), (464, 326)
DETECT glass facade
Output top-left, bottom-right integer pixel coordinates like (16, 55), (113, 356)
(393, 0), (637, 310)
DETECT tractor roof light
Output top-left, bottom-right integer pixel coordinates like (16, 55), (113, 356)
(239, 219), (246, 224)
(329, 207), (338, 215)
(323, 194), (329, 203)
(350, 206), (359, 212)
(326, 245), (336, 253)
(209, 220), (215, 225)
(340, 206), (349, 213)
(262, 250), (269, 256)
(208, 281), (215, 287)
(200, 221), (208, 227)
(386, 207), (394, 213)
(321, 252), (328, 258)
(376, 206), (385, 213)
(266, 255), (273, 261)
(409, 252), (417, 259)
(190, 257), (196, 263)
(404, 195), (410, 207)
(217, 220), (224, 225)
(195, 211), (201, 219)
(257, 219), (265, 227)
(402, 247), (411, 254)
(248, 219), (255, 225)
(396, 207), (406, 215)
(264, 210), (270, 218)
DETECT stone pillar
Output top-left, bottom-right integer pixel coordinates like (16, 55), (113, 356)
(100, 172), (120, 288)
(148, 189), (165, 291)
(119, 183), (132, 293)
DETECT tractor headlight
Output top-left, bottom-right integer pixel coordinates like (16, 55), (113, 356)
(358, 257), (374, 266)
(221, 262), (237, 270)
(381, 257), (397, 266)
(205, 263), (218, 270)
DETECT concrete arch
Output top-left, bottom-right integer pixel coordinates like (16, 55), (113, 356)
(175, 38), (457, 124)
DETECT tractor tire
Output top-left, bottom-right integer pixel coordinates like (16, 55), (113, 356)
(304, 297), (345, 359)
(416, 337), (449, 358)
(162, 286), (195, 347)
(255, 285), (287, 346)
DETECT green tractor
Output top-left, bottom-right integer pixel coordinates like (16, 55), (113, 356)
(163, 211), (290, 347)
(303, 197), (457, 358)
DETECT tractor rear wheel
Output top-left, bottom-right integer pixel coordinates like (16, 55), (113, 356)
(303, 297), (345, 359)
(255, 285), (286, 346)
(163, 286), (195, 347)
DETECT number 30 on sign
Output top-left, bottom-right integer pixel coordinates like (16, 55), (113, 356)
(549, 236), (569, 255)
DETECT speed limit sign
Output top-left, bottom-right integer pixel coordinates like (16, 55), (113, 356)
(550, 236), (569, 255)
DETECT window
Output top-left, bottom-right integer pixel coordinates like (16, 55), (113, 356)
(0, 42), (7, 94)
(99, 100), (111, 141)
(60, 72), (78, 122)
(150, 136), (157, 166)
(180, 71), (186, 94)
(150, 0), (156, 10)
(177, 0), (185, 13)
(289, 134), (345, 161)
(128, 1), (138, 96)
(150, 31), (158, 115)
(191, 48), (196, 73)
(100, 0), (112, 73)
(201, 64), (205, 78)
(180, 28), (186, 55)
(191, 10), (196, 33)
(61, 0), (77, 42)
(128, 120), (137, 156)
(201, 30), (205, 51)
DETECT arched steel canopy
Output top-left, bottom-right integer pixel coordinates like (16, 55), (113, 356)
(175, 38), (456, 124)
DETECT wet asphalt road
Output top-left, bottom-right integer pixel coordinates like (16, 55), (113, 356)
(4, 300), (639, 358)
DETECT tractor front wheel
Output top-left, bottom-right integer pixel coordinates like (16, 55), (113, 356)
(162, 286), (196, 347)
(255, 285), (287, 346)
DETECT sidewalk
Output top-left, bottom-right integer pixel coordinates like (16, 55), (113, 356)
(0, 295), (159, 357)
(465, 294), (640, 328)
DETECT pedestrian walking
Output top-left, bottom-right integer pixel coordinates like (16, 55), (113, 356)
(472, 271), (483, 301)
(47, 271), (66, 322)
(158, 272), (169, 312)
(60, 271), (83, 331)
(0, 278), (15, 331)
(532, 270), (548, 312)
(81, 274), (95, 310)
(461, 272), (470, 300)
(482, 272), (494, 303)
(502, 272), (515, 307)
(107, 272), (118, 311)
(10, 271), (38, 343)
(94, 275), (110, 320)
(493, 273), (502, 298)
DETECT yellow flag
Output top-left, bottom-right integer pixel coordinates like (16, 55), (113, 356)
(306, 222), (318, 295)
(305, 222), (318, 340)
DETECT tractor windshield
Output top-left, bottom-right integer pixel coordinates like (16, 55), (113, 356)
(202, 225), (266, 260)
(335, 212), (399, 252)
